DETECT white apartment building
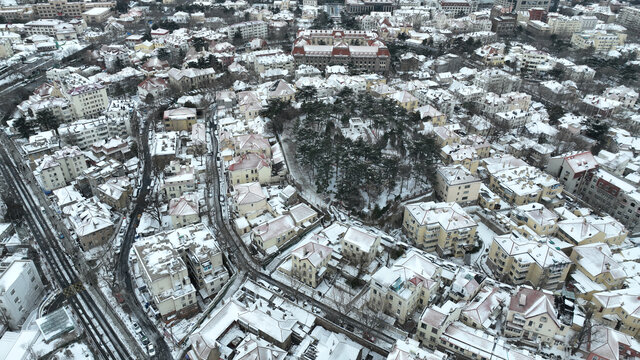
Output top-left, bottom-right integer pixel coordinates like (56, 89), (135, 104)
(439, 0), (472, 16)
(617, 6), (640, 31)
(164, 167), (195, 199)
(34, 146), (87, 192)
(58, 117), (128, 150)
(134, 239), (198, 320)
(24, 19), (78, 36)
(571, 30), (626, 52)
(66, 82), (110, 120)
(546, 13), (582, 37)
(134, 224), (229, 320)
(517, 48), (550, 72)
(547, 151), (598, 194)
(227, 21), (268, 39)
(473, 68), (521, 93)
(254, 53), (296, 75)
(496, 0), (550, 11)
(106, 99), (135, 136)
(0, 259), (44, 330)
(577, 15), (598, 31)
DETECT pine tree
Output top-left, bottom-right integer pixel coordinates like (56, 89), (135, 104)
(35, 109), (59, 133)
(14, 117), (33, 139)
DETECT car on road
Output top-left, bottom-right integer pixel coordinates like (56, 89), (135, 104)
(114, 293), (125, 304)
(219, 195), (225, 203)
(147, 344), (156, 356)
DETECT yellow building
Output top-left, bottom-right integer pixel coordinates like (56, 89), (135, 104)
(592, 290), (640, 338)
(291, 241), (332, 288)
(433, 126), (460, 147)
(487, 232), (571, 289)
(163, 168), (195, 199)
(233, 134), (272, 158)
(511, 203), (559, 236)
(441, 144), (480, 173)
(228, 153), (271, 185)
(233, 182), (268, 219)
(460, 286), (509, 330)
(403, 202), (477, 257)
(417, 105), (446, 126)
(571, 30), (626, 53)
(478, 184), (502, 210)
(368, 251), (441, 324)
(487, 165), (563, 206)
(389, 90), (418, 112)
(267, 80), (296, 102)
(557, 215), (627, 246)
(168, 194), (200, 228)
(504, 287), (571, 349)
(340, 226), (380, 265)
(163, 107), (197, 131)
(474, 44), (506, 66)
(570, 243), (626, 290)
(251, 215), (296, 252)
(435, 165), (481, 203)
(134, 40), (157, 53)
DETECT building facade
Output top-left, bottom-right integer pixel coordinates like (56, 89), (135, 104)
(292, 29), (391, 74)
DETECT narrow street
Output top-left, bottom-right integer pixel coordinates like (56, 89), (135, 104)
(114, 106), (173, 359)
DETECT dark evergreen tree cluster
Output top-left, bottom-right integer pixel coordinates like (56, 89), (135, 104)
(293, 88), (438, 210)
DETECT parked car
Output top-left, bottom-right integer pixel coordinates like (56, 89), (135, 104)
(114, 293), (125, 304)
(133, 322), (141, 334)
(147, 344), (156, 356)
(140, 335), (150, 345)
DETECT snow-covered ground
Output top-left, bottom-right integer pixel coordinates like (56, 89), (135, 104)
(49, 341), (94, 360)
(0, 73), (23, 87)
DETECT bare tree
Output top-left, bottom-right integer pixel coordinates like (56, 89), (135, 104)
(570, 307), (594, 354)
(328, 286), (354, 316)
(192, 143), (207, 165)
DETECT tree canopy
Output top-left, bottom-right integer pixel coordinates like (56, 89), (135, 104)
(293, 92), (438, 211)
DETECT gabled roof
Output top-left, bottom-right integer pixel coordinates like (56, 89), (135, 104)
(291, 241), (332, 267)
(228, 153), (270, 172)
(573, 243), (626, 280)
(234, 182), (266, 205)
(508, 287), (560, 327)
(168, 194), (199, 217)
(584, 325), (640, 360)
